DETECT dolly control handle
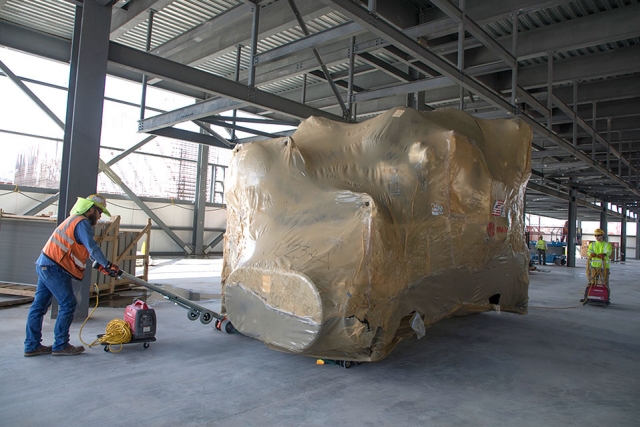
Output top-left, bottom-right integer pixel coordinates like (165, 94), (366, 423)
(91, 260), (123, 278)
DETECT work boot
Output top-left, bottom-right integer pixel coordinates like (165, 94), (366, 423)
(24, 345), (52, 357)
(52, 344), (85, 356)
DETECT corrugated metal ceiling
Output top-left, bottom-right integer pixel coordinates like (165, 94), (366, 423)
(1, 0), (637, 95)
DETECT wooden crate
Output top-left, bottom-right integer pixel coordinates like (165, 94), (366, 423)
(90, 217), (151, 296)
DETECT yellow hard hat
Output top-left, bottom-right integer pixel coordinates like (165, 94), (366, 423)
(86, 194), (111, 216)
(69, 193), (111, 217)
(594, 228), (604, 236)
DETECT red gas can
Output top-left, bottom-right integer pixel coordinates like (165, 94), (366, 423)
(124, 300), (156, 340)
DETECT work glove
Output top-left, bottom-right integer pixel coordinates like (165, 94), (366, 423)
(589, 253), (596, 258)
(597, 254), (605, 259)
(98, 262), (123, 278)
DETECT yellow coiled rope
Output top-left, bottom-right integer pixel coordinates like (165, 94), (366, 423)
(79, 284), (132, 353)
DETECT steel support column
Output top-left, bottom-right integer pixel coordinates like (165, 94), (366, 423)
(572, 80), (578, 146)
(458, 0), (466, 110)
(600, 206), (608, 235)
(346, 36), (355, 120)
(510, 12), (518, 108)
(607, 118), (611, 170)
(301, 73), (307, 104)
(247, 3), (260, 87)
(592, 101), (597, 161)
(192, 141), (209, 257)
(406, 67), (426, 110)
(231, 44), (242, 140)
(139, 9), (155, 120)
(567, 188), (577, 267)
(620, 204), (627, 262)
(60, 1), (113, 319)
(547, 51), (553, 131)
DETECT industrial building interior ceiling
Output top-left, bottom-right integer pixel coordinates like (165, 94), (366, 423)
(1, 0), (639, 223)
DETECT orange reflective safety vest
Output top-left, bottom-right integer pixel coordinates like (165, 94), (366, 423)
(42, 215), (90, 280)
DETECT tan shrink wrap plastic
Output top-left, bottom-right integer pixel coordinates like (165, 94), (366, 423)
(222, 107), (532, 362)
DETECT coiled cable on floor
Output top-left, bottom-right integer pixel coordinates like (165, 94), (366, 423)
(96, 319), (132, 353)
(79, 284), (132, 353)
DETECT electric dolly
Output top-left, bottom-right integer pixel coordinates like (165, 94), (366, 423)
(91, 262), (236, 352)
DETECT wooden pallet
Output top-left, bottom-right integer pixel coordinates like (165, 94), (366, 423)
(0, 283), (36, 307)
(0, 296), (34, 307)
(0, 283), (37, 297)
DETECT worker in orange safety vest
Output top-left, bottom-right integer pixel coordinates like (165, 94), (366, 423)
(24, 194), (122, 357)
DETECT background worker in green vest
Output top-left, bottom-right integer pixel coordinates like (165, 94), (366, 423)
(586, 228), (613, 290)
(535, 235), (548, 265)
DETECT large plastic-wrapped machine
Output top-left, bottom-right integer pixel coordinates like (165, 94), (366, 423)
(222, 107), (532, 362)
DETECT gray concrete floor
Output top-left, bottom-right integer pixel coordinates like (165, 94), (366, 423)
(1, 257), (639, 426)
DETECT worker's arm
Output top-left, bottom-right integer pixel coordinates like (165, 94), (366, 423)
(74, 218), (110, 268)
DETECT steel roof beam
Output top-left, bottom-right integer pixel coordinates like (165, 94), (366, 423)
(552, 94), (640, 177)
(555, 117), (640, 136)
(302, 47), (640, 120)
(540, 98), (640, 125)
(198, 119), (280, 138)
(461, 3), (640, 64)
(526, 181), (605, 211)
(108, 41), (344, 122)
(357, 52), (415, 83)
(265, 4), (640, 111)
(551, 75), (640, 106)
(110, 0), (175, 39)
(254, 21), (364, 65)
(146, 127), (234, 149)
(151, 3), (253, 58)
(204, 116), (299, 126)
(498, 46), (640, 91)
(157, 0), (332, 67)
(0, 20), (208, 99)
(407, 0), (572, 41)
(138, 97), (245, 132)
(429, 0), (516, 68)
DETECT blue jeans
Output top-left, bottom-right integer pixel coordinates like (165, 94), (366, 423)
(24, 264), (77, 352)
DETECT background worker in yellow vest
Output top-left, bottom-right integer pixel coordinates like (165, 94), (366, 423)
(24, 194), (122, 357)
(535, 235), (548, 265)
(587, 228), (613, 288)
